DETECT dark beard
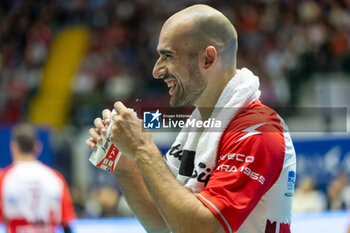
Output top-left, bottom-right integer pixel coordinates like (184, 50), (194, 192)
(170, 60), (207, 107)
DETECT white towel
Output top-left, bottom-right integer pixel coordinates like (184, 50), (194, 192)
(165, 68), (261, 194)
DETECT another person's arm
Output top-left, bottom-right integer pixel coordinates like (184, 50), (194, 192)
(57, 172), (76, 233)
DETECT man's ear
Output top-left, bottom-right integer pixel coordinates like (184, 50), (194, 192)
(199, 46), (217, 70)
(34, 141), (43, 156)
(10, 141), (18, 157)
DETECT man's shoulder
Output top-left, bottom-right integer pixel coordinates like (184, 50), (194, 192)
(226, 101), (283, 133)
(0, 164), (15, 179)
(33, 162), (66, 182)
(219, 101), (285, 153)
(3, 161), (66, 184)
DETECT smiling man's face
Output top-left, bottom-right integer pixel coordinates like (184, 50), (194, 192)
(152, 21), (207, 107)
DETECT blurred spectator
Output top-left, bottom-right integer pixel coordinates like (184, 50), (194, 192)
(95, 186), (119, 217)
(326, 174), (347, 210)
(0, 122), (76, 233)
(117, 195), (134, 217)
(84, 185), (133, 218)
(70, 185), (86, 218)
(293, 176), (326, 212)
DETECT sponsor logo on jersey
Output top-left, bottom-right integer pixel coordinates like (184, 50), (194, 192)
(285, 170), (295, 197)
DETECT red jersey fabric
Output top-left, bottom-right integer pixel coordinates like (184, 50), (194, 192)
(197, 101), (296, 233)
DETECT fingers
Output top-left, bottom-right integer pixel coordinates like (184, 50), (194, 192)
(93, 117), (105, 132)
(102, 109), (111, 130)
(114, 101), (129, 116)
(89, 127), (102, 143)
(113, 101), (137, 123)
(94, 108), (112, 135)
(86, 137), (97, 149)
(86, 108), (112, 150)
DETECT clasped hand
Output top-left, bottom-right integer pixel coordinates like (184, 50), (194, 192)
(86, 101), (154, 159)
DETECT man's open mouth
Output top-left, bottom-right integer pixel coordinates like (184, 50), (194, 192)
(166, 79), (177, 95)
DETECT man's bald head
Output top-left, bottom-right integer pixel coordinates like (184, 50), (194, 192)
(163, 4), (238, 69)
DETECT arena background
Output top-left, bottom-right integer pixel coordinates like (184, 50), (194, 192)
(1, 0), (350, 232)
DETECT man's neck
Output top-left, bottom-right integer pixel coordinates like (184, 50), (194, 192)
(13, 153), (37, 162)
(196, 69), (237, 120)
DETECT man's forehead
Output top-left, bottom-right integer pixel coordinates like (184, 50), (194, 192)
(157, 21), (191, 52)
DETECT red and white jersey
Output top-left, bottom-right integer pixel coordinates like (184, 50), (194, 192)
(166, 100), (296, 233)
(0, 161), (76, 233)
(196, 101), (296, 233)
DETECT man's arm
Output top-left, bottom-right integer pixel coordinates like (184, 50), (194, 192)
(110, 102), (224, 233)
(133, 145), (224, 233)
(87, 109), (169, 233)
(114, 155), (169, 233)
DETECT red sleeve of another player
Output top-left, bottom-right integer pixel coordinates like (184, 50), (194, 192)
(197, 124), (285, 233)
(54, 172), (76, 225)
(0, 166), (13, 223)
(61, 180), (76, 224)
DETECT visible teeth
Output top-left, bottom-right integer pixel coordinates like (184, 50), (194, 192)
(167, 81), (177, 88)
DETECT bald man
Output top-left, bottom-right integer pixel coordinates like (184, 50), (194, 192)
(87, 4), (296, 233)
(153, 4), (237, 110)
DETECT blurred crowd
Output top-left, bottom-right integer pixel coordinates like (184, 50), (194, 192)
(70, 183), (134, 218)
(1, 0), (350, 218)
(1, 0), (350, 124)
(293, 174), (350, 213)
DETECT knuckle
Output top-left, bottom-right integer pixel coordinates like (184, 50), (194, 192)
(113, 117), (121, 124)
(121, 111), (130, 118)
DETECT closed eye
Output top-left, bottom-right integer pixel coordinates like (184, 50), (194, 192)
(164, 53), (173, 58)
(159, 49), (175, 59)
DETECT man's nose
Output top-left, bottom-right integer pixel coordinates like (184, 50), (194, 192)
(152, 58), (167, 79)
